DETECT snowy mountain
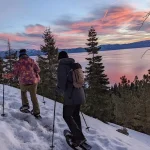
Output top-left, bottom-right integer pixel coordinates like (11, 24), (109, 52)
(0, 40), (150, 58)
(0, 85), (150, 150)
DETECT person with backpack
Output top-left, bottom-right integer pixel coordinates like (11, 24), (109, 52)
(56, 51), (86, 146)
(2, 49), (41, 118)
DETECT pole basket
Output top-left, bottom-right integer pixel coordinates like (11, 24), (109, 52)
(86, 126), (90, 131)
(50, 145), (55, 149)
(1, 113), (7, 117)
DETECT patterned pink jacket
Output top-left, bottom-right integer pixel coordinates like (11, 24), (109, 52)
(13, 56), (40, 85)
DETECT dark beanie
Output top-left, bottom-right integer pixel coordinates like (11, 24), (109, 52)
(58, 51), (68, 60)
(19, 49), (27, 57)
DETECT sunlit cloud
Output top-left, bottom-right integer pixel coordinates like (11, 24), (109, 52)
(0, 5), (150, 50)
(56, 6), (147, 35)
(25, 24), (46, 34)
(0, 24), (44, 50)
(53, 5), (150, 48)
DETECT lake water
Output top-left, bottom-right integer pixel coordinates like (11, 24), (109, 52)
(69, 47), (150, 85)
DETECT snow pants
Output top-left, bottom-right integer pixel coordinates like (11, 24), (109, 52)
(63, 105), (85, 141)
(20, 83), (40, 115)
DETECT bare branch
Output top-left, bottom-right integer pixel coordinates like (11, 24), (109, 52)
(138, 12), (150, 31)
(141, 49), (150, 59)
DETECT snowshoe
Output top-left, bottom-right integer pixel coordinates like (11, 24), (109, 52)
(20, 105), (30, 113)
(64, 130), (92, 150)
(80, 142), (92, 150)
(64, 130), (79, 150)
(72, 139), (87, 148)
(31, 110), (42, 119)
(34, 114), (42, 119)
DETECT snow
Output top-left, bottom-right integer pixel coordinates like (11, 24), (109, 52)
(0, 85), (150, 150)
(109, 123), (150, 147)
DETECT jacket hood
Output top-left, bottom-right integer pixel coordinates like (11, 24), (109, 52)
(59, 58), (75, 65)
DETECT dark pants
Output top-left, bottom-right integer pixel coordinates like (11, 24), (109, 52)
(63, 105), (85, 141)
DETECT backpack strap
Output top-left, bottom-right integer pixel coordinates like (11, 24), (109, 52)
(65, 64), (73, 90)
(65, 63), (75, 100)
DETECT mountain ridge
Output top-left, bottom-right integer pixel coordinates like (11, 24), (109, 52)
(0, 40), (150, 58)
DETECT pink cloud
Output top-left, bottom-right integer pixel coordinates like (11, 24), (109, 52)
(57, 6), (146, 35)
(25, 24), (46, 34)
(0, 24), (45, 50)
(0, 33), (27, 42)
(0, 6), (149, 50)
(54, 34), (86, 48)
(51, 6), (150, 48)
(0, 24), (45, 43)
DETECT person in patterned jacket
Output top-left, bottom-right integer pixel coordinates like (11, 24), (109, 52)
(3, 49), (41, 118)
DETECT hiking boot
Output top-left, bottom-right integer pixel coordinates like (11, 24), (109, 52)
(31, 110), (41, 119)
(34, 114), (42, 119)
(20, 105), (30, 112)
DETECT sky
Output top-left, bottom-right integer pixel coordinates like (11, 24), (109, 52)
(0, 0), (150, 50)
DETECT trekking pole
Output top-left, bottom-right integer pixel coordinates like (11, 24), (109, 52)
(81, 84), (90, 131)
(41, 83), (46, 104)
(50, 96), (57, 149)
(42, 95), (45, 105)
(1, 79), (6, 117)
(81, 112), (90, 131)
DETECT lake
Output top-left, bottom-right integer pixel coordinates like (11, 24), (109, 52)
(69, 47), (150, 85)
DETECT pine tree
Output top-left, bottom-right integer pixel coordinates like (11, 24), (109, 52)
(37, 28), (58, 99)
(85, 27), (109, 92)
(84, 27), (110, 122)
(85, 26), (99, 61)
(3, 39), (18, 86)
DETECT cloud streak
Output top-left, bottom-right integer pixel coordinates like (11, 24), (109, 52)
(0, 5), (150, 50)
(55, 6), (147, 35)
(0, 24), (45, 50)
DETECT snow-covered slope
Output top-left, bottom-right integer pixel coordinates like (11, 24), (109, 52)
(0, 85), (150, 150)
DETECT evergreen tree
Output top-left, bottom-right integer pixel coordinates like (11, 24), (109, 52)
(37, 28), (58, 99)
(3, 39), (18, 86)
(85, 27), (109, 92)
(120, 75), (130, 88)
(84, 27), (110, 122)
(85, 26), (99, 62)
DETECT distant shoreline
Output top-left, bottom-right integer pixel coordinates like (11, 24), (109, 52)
(0, 40), (150, 58)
